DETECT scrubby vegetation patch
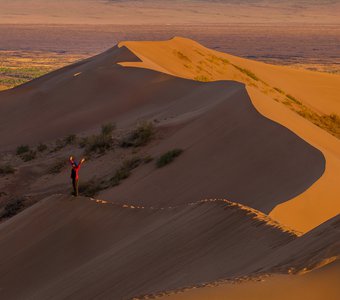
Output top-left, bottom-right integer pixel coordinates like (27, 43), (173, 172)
(1, 198), (25, 219)
(120, 122), (154, 148)
(156, 149), (183, 168)
(0, 164), (15, 175)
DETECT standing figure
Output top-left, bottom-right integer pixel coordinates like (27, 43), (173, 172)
(69, 156), (85, 196)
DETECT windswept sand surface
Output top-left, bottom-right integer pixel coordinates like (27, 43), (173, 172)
(0, 195), (337, 300)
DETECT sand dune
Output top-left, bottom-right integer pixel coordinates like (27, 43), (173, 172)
(0, 43), (324, 219)
(0, 37), (338, 299)
(118, 37), (340, 232)
(0, 194), (332, 300)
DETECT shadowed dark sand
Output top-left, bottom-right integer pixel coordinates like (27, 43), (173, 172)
(0, 195), (338, 300)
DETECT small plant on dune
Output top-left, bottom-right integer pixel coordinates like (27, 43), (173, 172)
(78, 137), (89, 148)
(321, 113), (340, 137)
(297, 109), (340, 139)
(0, 164), (16, 176)
(274, 87), (285, 94)
(84, 134), (113, 155)
(156, 149), (183, 168)
(16, 145), (30, 155)
(1, 198), (25, 219)
(81, 123), (116, 155)
(110, 157), (142, 186)
(37, 143), (48, 152)
(21, 150), (36, 162)
(194, 75), (210, 82)
(206, 55), (224, 66)
(143, 155), (154, 164)
(51, 134), (77, 152)
(173, 50), (192, 63)
(218, 57), (230, 64)
(48, 158), (66, 174)
(286, 94), (302, 105)
(101, 122), (116, 136)
(194, 49), (205, 57)
(16, 144), (36, 161)
(232, 64), (260, 81)
(120, 122), (155, 148)
(64, 134), (77, 145)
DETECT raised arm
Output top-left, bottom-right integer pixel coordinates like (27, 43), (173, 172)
(69, 156), (75, 165)
(80, 158), (86, 165)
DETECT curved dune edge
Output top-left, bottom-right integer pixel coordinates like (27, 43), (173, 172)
(89, 197), (301, 236)
(118, 37), (340, 233)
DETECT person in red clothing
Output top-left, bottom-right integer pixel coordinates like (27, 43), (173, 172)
(69, 156), (85, 196)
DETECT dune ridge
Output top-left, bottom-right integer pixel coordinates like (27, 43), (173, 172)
(89, 197), (300, 236)
(0, 194), (337, 299)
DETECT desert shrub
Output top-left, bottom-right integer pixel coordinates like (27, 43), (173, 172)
(53, 139), (65, 152)
(274, 87), (284, 94)
(232, 64), (259, 81)
(1, 198), (25, 219)
(206, 55), (224, 66)
(218, 57), (230, 64)
(194, 75), (210, 82)
(173, 50), (191, 63)
(78, 137), (89, 148)
(21, 150), (36, 162)
(319, 113), (340, 138)
(51, 134), (77, 152)
(286, 94), (302, 105)
(79, 180), (104, 197)
(110, 157), (142, 186)
(156, 149), (183, 168)
(64, 134), (77, 145)
(297, 109), (340, 139)
(48, 158), (66, 174)
(120, 122), (154, 148)
(16, 145), (29, 155)
(0, 164), (15, 175)
(37, 143), (48, 152)
(143, 155), (154, 164)
(101, 123), (116, 136)
(81, 124), (116, 155)
(84, 134), (113, 155)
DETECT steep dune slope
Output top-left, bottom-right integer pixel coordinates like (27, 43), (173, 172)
(99, 83), (324, 213)
(118, 37), (340, 232)
(0, 195), (297, 300)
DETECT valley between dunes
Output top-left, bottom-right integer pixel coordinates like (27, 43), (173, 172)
(0, 37), (339, 299)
